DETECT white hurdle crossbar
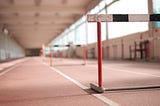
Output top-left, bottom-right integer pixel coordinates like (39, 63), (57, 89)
(87, 14), (160, 22)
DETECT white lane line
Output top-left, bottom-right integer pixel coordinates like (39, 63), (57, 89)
(60, 59), (160, 77)
(88, 65), (160, 78)
(58, 59), (160, 78)
(42, 62), (120, 106)
(0, 63), (22, 76)
(108, 67), (160, 78)
(0, 58), (29, 76)
(93, 94), (120, 106)
(51, 67), (88, 89)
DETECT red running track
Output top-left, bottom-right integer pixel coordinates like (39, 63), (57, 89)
(44, 57), (160, 106)
(0, 57), (108, 106)
(1, 57), (160, 106)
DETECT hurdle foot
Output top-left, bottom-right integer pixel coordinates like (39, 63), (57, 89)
(90, 83), (104, 93)
(82, 63), (86, 65)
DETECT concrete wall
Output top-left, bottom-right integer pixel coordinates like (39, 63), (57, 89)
(25, 49), (41, 56)
(73, 27), (160, 61)
(0, 29), (25, 61)
(152, 28), (160, 60)
(52, 27), (160, 61)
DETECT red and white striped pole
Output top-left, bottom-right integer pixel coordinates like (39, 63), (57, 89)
(97, 22), (102, 87)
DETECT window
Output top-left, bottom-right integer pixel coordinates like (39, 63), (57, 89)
(153, 0), (160, 27)
(107, 0), (148, 39)
(75, 23), (86, 45)
(52, 0), (149, 46)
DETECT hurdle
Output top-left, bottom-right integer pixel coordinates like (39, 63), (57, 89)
(87, 14), (160, 93)
(49, 45), (53, 66)
(49, 44), (86, 66)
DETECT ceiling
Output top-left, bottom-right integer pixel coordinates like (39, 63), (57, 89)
(0, 0), (101, 49)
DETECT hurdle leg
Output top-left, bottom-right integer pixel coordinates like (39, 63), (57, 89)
(60, 51), (63, 60)
(83, 46), (86, 65)
(90, 22), (104, 93)
(134, 42), (137, 60)
(50, 47), (53, 66)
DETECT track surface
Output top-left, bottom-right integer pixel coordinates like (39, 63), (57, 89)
(0, 57), (160, 106)
(0, 58), (108, 106)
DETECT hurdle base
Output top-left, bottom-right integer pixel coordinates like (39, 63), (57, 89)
(90, 83), (104, 93)
(82, 63), (86, 65)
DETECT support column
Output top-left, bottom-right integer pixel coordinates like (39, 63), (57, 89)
(148, 0), (154, 34)
(148, 0), (155, 59)
(83, 46), (86, 65)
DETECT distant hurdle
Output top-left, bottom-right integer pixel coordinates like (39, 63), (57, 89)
(49, 44), (87, 66)
(52, 44), (81, 47)
(87, 14), (160, 93)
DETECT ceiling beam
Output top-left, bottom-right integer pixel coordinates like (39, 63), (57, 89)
(0, 17), (75, 23)
(85, 0), (101, 13)
(0, 0), (101, 49)
(11, 29), (61, 36)
(0, 20), (72, 25)
(0, 6), (85, 14)
(0, 16), (74, 22)
(6, 0), (14, 5)
(6, 23), (69, 27)
(0, 22), (71, 26)
(0, 12), (82, 17)
(34, 0), (42, 6)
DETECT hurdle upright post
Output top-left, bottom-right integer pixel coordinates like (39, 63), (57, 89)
(88, 18), (104, 93)
(50, 46), (53, 66)
(83, 46), (87, 65)
(60, 51), (63, 60)
(97, 22), (103, 87)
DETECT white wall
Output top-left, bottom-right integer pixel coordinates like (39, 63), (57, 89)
(0, 30), (25, 61)
(73, 27), (160, 61)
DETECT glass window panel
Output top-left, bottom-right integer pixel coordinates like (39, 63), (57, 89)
(87, 23), (97, 43)
(107, 0), (148, 39)
(75, 23), (86, 45)
(153, 0), (160, 27)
